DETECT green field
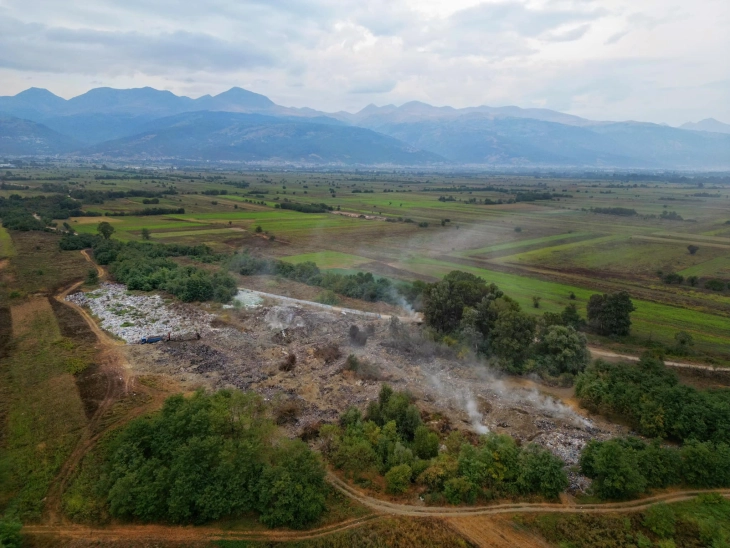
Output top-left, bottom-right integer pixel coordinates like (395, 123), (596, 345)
(0, 225), (15, 258)
(282, 251), (371, 269)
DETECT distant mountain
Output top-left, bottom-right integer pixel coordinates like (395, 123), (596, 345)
(1, 85), (729, 168)
(681, 118), (730, 134)
(0, 86), (278, 121)
(334, 101), (594, 128)
(84, 111), (444, 165)
(371, 115), (730, 168)
(0, 116), (79, 155)
(42, 113), (158, 145)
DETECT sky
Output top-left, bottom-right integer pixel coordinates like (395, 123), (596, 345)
(0, 0), (728, 125)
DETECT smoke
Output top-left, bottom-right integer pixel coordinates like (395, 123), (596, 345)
(426, 372), (489, 434)
(265, 306), (305, 330)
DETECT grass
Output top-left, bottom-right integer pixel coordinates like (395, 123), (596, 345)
(0, 299), (88, 520)
(0, 226), (15, 259)
(521, 493), (730, 548)
(281, 251), (371, 269)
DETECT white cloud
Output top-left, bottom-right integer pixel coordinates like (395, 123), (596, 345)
(0, 0), (727, 124)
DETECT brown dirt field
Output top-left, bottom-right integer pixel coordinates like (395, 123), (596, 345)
(446, 515), (552, 548)
(11, 298), (58, 339)
(0, 258), (8, 270)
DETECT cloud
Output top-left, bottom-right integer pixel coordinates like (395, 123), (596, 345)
(348, 80), (397, 94)
(0, 0), (726, 125)
(0, 17), (275, 75)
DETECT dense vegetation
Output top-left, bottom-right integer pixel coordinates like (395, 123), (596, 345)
(580, 437), (730, 500)
(277, 202), (333, 213)
(0, 194), (95, 230)
(420, 271), (592, 377)
(322, 385), (567, 502)
(524, 493), (730, 548)
(105, 207), (185, 216)
(61, 233), (237, 303)
(590, 207), (638, 216)
(230, 251), (423, 306)
(576, 356), (730, 443)
(66, 391), (328, 527)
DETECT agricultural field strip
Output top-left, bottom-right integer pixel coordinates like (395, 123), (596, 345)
(281, 251), (371, 269)
(679, 257), (730, 277)
(632, 235), (730, 250)
(454, 232), (595, 258)
(0, 225), (15, 258)
(490, 235), (626, 263)
(150, 228), (244, 238)
(651, 231), (730, 244)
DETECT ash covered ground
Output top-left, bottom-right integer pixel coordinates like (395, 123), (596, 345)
(73, 285), (630, 492)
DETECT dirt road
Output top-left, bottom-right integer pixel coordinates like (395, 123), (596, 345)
(327, 472), (730, 518)
(589, 346), (722, 372)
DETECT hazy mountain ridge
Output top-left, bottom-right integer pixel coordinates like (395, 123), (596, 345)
(0, 86), (728, 167)
(680, 118), (730, 135)
(83, 111), (445, 165)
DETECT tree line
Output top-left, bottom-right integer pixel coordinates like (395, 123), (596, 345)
(321, 385), (567, 503)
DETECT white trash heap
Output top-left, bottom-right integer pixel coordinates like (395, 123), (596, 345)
(66, 282), (213, 343)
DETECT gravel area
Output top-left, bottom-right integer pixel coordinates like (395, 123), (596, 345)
(66, 283), (213, 343)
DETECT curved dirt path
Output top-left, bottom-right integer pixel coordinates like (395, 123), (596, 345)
(23, 514), (383, 544)
(589, 346), (723, 372)
(327, 473), (730, 518)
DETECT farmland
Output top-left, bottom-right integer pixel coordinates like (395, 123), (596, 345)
(2, 166), (730, 362)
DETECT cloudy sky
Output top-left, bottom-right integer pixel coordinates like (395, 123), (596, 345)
(0, 0), (727, 125)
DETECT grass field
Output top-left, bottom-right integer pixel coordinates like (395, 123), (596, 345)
(0, 226), (15, 259)
(0, 298), (88, 520)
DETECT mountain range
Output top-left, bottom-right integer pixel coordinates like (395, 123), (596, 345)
(0, 86), (729, 168)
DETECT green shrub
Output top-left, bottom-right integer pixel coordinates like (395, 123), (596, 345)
(643, 504), (676, 538)
(385, 464), (412, 494)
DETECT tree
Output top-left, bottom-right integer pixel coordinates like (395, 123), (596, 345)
(141, 228), (151, 240)
(85, 267), (99, 285)
(532, 296), (541, 308)
(385, 464), (412, 494)
(586, 291), (635, 336)
(537, 325), (590, 375)
(517, 445), (568, 499)
(97, 221), (115, 240)
(560, 303), (585, 330)
(581, 440), (647, 499)
(687, 244), (700, 255)
(255, 225), (263, 233)
(0, 519), (22, 548)
(413, 425), (440, 460)
(422, 271), (495, 333)
(489, 309), (536, 366)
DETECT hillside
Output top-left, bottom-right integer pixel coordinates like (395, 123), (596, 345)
(85, 111), (445, 164)
(0, 116), (79, 155)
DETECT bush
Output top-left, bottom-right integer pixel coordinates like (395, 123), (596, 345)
(349, 325), (368, 346)
(705, 279), (727, 291)
(443, 477), (477, 504)
(0, 520), (22, 548)
(385, 464), (412, 494)
(315, 290), (339, 306)
(343, 355), (382, 381)
(643, 504), (676, 538)
(279, 353), (297, 372)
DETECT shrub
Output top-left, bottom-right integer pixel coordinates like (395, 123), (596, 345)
(643, 504), (676, 538)
(0, 520), (22, 548)
(385, 464), (412, 494)
(443, 476), (476, 504)
(314, 344), (341, 363)
(705, 279), (727, 291)
(343, 355), (382, 381)
(315, 290), (339, 306)
(275, 399), (301, 425)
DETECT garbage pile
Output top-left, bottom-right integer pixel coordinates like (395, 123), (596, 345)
(66, 283), (213, 343)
